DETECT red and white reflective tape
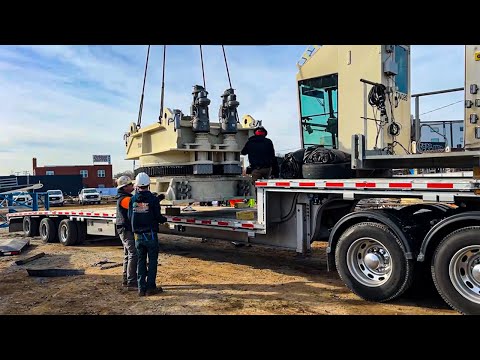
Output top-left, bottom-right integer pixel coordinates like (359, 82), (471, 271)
(256, 179), (478, 191)
(166, 215), (261, 230)
(7, 210), (116, 219)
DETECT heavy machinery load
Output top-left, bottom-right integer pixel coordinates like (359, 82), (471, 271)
(124, 46), (259, 204)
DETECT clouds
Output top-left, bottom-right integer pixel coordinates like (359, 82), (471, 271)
(0, 45), (466, 175)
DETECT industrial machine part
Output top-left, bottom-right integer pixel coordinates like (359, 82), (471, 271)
(124, 100), (256, 203)
(191, 85), (211, 133)
(219, 88), (240, 134)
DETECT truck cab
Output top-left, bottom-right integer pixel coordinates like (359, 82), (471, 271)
(47, 189), (64, 206)
(78, 188), (101, 205)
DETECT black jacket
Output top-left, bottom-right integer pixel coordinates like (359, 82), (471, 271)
(241, 135), (277, 170)
(116, 188), (132, 232)
(128, 190), (167, 234)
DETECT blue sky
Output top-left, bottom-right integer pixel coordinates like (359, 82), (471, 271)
(0, 45), (465, 175)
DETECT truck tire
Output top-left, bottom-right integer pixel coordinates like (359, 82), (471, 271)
(302, 163), (353, 179)
(39, 218), (57, 243)
(23, 216), (39, 237)
(76, 221), (87, 244)
(431, 226), (480, 314)
(335, 222), (414, 302)
(58, 219), (78, 246)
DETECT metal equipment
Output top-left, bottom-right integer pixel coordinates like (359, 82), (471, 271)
(124, 46), (259, 204)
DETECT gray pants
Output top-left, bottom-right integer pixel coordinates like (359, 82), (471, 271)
(119, 229), (138, 286)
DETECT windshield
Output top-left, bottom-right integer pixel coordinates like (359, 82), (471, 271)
(299, 73), (338, 149)
(48, 190), (62, 195)
(84, 189), (97, 194)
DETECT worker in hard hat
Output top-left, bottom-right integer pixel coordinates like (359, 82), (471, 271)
(128, 172), (168, 297)
(241, 126), (279, 182)
(115, 175), (137, 291)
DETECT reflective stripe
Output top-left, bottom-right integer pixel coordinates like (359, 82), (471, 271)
(120, 197), (131, 209)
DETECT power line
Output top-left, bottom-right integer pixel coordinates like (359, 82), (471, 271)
(420, 100), (463, 116)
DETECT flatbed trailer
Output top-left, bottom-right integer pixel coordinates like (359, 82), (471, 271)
(7, 176), (480, 314)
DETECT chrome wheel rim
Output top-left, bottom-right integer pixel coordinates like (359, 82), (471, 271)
(449, 245), (480, 304)
(347, 237), (393, 287)
(60, 224), (68, 242)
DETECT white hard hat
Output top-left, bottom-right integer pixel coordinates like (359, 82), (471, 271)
(135, 172), (150, 187)
(116, 175), (133, 189)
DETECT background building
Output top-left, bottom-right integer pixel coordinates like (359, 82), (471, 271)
(420, 120), (464, 150)
(32, 158), (114, 188)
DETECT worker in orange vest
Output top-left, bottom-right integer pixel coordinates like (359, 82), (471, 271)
(116, 175), (137, 291)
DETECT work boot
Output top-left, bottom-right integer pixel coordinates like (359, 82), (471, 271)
(126, 284), (138, 291)
(138, 290), (146, 297)
(146, 287), (163, 295)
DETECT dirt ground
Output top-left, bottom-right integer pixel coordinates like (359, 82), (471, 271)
(0, 206), (457, 315)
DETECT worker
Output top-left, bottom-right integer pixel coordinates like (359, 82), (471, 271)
(241, 126), (279, 182)
(128, 172), (168, 297)
(115, 175), (137, 291)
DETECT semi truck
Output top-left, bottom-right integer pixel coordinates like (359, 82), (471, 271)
(7, 45), (480, 315)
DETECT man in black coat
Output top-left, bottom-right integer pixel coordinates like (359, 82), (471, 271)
(241, 126), (279, 182)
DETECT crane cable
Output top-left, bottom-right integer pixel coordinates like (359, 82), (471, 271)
(221, 45), (232, 89)
(137, 45), (151, 130)
(158, 45), (167, 122)
(199, 45), (206, 89)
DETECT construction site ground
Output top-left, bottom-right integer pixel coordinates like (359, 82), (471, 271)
(0, 204), (456, 315)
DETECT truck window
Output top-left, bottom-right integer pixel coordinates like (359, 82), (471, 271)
(394, 45), (409, 94)
(299, 73), (338, 149)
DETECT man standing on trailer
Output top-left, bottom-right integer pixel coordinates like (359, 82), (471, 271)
(115, 175), (138, 291)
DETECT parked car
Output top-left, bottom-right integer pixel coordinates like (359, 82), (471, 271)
(47, 189), (64, 206)
(12, 192), (32, 206)
(78, 188), (101, 205)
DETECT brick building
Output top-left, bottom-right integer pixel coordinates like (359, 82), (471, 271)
(33, 158), (114, 188)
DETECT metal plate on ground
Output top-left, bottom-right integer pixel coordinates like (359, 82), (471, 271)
(26, 268), (85, 277)
(0, 238), (30, 256)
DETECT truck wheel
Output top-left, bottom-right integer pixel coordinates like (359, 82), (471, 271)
(335, 222), (414, 302)
(76, 222), (87, 244)
(39, 218), (57, 243)
(23, 216), (39, 237)
(58, 219), (78, 246)
(431, 226), (480, 314)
